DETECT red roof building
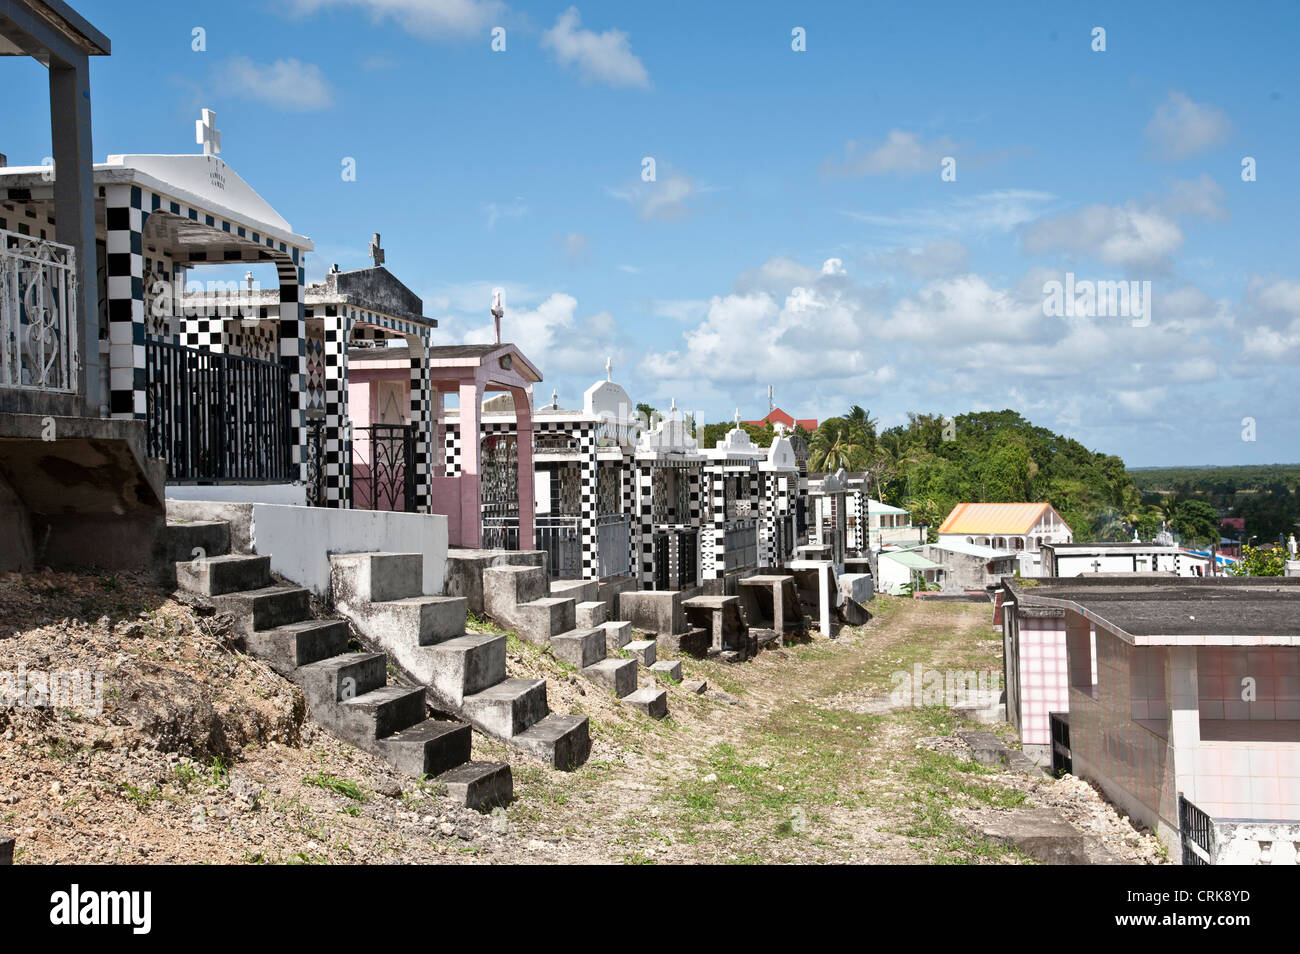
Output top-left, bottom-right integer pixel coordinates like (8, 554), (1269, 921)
(744, 407), (818, 432)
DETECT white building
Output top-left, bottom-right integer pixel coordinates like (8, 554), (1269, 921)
(1041, 542), (1212, 578)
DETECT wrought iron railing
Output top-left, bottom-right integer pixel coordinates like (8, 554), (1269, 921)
(0, 229), (78, 392)
(352, 423), (416, 512)
(1178, 794), (1213, 866)
(537, 515), (581, 579)
(724, 517), (759, 571)
(597, 512), (632, 579)
(145, 337), (292, 482)
(481, 515), (521, 551)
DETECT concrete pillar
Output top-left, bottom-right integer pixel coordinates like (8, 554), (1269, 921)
(459, 380), (482, 547)
(512, 387), (534, 551)
(407, 335), (434, 513)
(103, 183), (143, 419)
(48, 59), (100, 414)
(317, 303), (348, 506)
(1166, 645), (1200, 809)
(578, 422), (598, 579)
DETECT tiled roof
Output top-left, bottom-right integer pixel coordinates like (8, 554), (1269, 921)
(938, 502), (1066, 535)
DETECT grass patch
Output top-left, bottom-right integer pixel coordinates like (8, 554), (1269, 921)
(303, 772), (366, 802)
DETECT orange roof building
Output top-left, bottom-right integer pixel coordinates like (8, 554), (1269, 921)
(743, 407), (818, 432)
(937, 502), (1072, 557)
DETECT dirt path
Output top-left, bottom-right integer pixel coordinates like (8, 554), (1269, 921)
(0, 572), (1164, 864)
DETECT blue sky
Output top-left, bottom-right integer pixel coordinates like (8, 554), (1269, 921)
(6, 1), (1299, 466)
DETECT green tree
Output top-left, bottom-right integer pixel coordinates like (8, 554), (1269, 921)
(809, 417), (867, 472)
(1228, 544), (1288, 577)
(1171, 499), (1220, 546)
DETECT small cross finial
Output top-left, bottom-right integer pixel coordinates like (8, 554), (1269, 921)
(605, 355), (612, 381)
(734, 407), (740, 425)
(244, 270), (254, 290)
(491, 288), (504, 344)
(551, 388), (558, 407)
(369, 233), (385, 267)
(196, 108), (221, 157)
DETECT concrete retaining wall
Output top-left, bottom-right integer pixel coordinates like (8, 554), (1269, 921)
(167, 482), (306, 506)
(166, 499), (448, 598)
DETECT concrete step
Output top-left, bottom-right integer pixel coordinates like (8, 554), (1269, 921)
(176, 554), (271, 596)
(513, 714), (591, 771)
(352, 595), (467, 646)
(444, 549), (546, 616)
(550, 579), (599, 603)
(338, 684), (428, 741)
(601, 620), (633, 651)
(164, 520), (231, 563)
(330, 551), (425, 603)
(419, 633), (506, 707)
(624, 687), (668, 719)
(624, 639), (656, 667)
(483, 564), (548, 616)
(462, 677), (548, 738)
(377, 718), (472, 778)
(581, 657), (638, 698)
(551, 627), (606, 668)
(246, 619), (350, 675)
(574, 600), (607, 628)
(296, 652), (388, 705)
(514, 597), (575, 644)
(436, 761), (513, 812)
(210, 584), (311, 635)
(650, 659), (682, 681)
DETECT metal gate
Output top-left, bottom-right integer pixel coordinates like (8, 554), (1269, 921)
(351, 423), (416, 512)
(1049, 711), (1071, 777)
(145, 338), (292, 482)
(1179, 795), (1213, 865)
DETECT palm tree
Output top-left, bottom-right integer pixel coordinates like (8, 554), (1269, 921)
(845, 405), (878, 452)
(809, 418), (866, 473)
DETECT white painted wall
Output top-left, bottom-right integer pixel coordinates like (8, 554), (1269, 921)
(249, 504), (448, 597)
(168, 483), (307, 506)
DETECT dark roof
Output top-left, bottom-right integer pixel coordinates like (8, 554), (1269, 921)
(1001, 575), (1300, 640)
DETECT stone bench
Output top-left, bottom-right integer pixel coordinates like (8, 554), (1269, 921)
(681, 594), (747, 652)
(737, 574), (805, 644)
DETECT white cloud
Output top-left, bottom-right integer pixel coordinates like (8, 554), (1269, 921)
(541, 7), (650, 88)
(222, 56), (334, 111)
(822, 130), (958, 177)
(1023, 202), (1183, 269)
(290, 0), (504, 38)
(821, 257), (846, 276)
(1145, 91), (1231, 160)
(607, 168), (707, 221)
(559, 232), (590, 266)
(871, 239), (970, 279)
(843, 190), (1056, 240)
(483, 197), (527, 229)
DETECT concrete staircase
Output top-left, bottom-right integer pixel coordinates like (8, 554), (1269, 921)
(330, 552), (591, 769)
(482, 565), (668, 718)
(167, 522), (512, 810)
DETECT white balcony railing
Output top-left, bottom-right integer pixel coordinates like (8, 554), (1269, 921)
(1, 229), (79, 393)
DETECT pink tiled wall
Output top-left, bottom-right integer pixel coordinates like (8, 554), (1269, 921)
(1197, 647), (1300, 722)
(1018, 619), (1070, 746)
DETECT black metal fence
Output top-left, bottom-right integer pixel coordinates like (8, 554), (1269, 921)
(145, 338), (292, 482)
(1049, 711), (1071, 777)
(1179, 794), (1214, 865)
(351, 424), (416, 512)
